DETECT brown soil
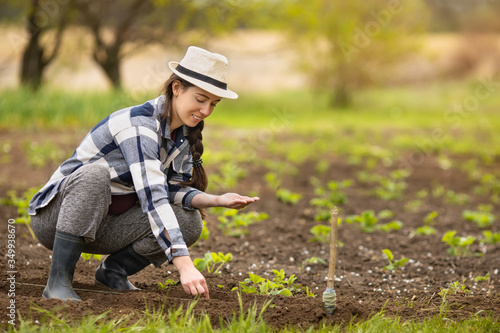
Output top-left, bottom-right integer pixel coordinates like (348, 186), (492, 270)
(0, 129), (499, 330)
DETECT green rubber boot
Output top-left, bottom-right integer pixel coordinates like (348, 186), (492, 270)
(43, 231), (84, 301)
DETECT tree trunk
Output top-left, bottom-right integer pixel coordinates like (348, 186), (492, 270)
(333, 84), (351, 108)
(20, 0), (45, 89)
(101, 54), (122, 89)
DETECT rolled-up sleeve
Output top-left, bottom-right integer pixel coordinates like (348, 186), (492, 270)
(115, 125), (188, 262)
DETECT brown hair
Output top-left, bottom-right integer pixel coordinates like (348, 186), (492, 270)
(161, 74), (208, 217)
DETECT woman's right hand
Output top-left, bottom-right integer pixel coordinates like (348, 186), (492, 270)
(172, 255), (209, 298)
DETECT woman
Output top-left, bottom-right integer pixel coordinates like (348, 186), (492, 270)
(28, 46), (259, 301)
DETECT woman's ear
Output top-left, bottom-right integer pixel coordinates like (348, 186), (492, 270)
(172, 80), (181, 96)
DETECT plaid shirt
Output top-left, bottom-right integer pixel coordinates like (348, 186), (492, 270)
(28, 95), (202, 262)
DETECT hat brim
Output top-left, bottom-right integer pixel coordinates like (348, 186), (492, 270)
(169, 62), (238, 99)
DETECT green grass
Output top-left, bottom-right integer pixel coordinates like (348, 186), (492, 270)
(4, 301), (500, 333)
(2, 81), (499, 157)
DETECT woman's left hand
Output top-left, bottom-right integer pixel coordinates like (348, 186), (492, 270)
(216, 193), (260, 209)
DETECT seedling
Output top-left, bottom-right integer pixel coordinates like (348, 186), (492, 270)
(276, 188), (302, 205)
(2, 186), (41, 239)
(378, 221), (403, 233)
(462, 205), (496, 229)
(212, 208), (269, 237)
(480, 231), (500, 245)
(473, 272), (490, 282)
(444, 190), (469, 205)
(302, 256), (326, 268)
(310, 224), (331, 243)
(439, 280), (470, 300)
(264, 172), (281, 190)
(346, 210), (378, 233)
(441, 231), (477, 257)
(158, 279), (179, 289)
(309, 178), (351, 221)
(424, 211), (438, 225)
(310, 219), (343, 245)
(358, 169), (409, 200)
(22, 140), (67, 168)
(234, 269), (308, 297)
(413, 225), (437, 236)
(382, 249), (408, 271)
(208, 162), (247, 190)
(193, 251), (233, 274)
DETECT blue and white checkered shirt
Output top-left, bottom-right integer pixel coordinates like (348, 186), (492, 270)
(28, 95), (202, 262)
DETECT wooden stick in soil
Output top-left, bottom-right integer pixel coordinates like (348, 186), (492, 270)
(323, 207), (339, 315)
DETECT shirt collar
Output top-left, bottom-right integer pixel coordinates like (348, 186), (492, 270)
(153, 95), (189, 140)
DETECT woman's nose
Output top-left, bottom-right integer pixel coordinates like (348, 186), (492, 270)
(200, 104), (212, 116)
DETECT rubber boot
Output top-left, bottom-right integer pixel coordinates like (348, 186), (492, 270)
(43, 231), (85, 301)
(94, 245), (150, 290)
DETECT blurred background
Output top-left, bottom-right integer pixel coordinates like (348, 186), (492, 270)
(1, 0), (499, 107)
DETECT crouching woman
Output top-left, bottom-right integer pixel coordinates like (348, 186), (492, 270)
(28, 46), (259, 301)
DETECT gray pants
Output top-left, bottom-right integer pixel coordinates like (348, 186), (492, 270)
(30, 164), (202, 267)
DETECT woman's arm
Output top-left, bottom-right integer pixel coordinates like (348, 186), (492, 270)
(191, 192), (260, 209)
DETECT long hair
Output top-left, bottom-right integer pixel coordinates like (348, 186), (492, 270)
(161, 74), (208, 218)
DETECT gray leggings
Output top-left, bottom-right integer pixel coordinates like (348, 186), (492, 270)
(30, 164), (203, 267)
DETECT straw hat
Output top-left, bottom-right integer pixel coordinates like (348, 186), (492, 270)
(168, 46), (238, 99)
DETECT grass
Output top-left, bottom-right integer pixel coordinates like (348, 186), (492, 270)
(5, 301), (500, 332)
(2, 80), (499, 158)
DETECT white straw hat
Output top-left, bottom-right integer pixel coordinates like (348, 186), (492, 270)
(168, 46), (238, 99)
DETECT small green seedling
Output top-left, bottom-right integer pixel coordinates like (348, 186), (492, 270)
(481, 231), (500, 245)
(208, 162), (247, 190)
(444, 190), (469, 205)
(1, 186), (41, 239)
(473, 272), (490, 282)
(424, 211), (438, 225)
(276, 188), (302, 205)
(439, 280), (470, 300)
(193, 251), (232, 274)
(214, 208), (269, 237)
(302, 256), (326, 268)
(264, 172), (281, 190)
(234, 269), (310, 297)
(441, 231), (477, 257)
(22, 140), (67, 168)
(310, 218), (343, 244)
(309, 178), (351, 221)
(378, 221), (403, 233)
(413, 225), (437, 236)
(346, 210), (378, 233)
(411, 211), (438, 236)
(158, 279), (179, 289)
(382, 249), (408, 271)
(462, 205), (496, 229)
(310, 224), (331, 243)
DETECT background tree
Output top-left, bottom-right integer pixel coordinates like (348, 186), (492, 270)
(74, 0), (249, 89)
(19, 0), (72, 89)
(281, 0), (427, 107)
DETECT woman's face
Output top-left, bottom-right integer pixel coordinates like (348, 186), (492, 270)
(171, 81), (221, 129)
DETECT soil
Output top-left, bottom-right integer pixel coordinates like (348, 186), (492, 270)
(0, 129), (499, 330)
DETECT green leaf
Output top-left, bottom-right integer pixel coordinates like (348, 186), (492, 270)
(382, 249), (394, 261)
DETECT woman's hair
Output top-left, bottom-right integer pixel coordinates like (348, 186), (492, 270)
(161, 74), (208, 218)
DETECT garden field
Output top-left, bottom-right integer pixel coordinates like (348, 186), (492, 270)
(1, 84), (500, 331)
